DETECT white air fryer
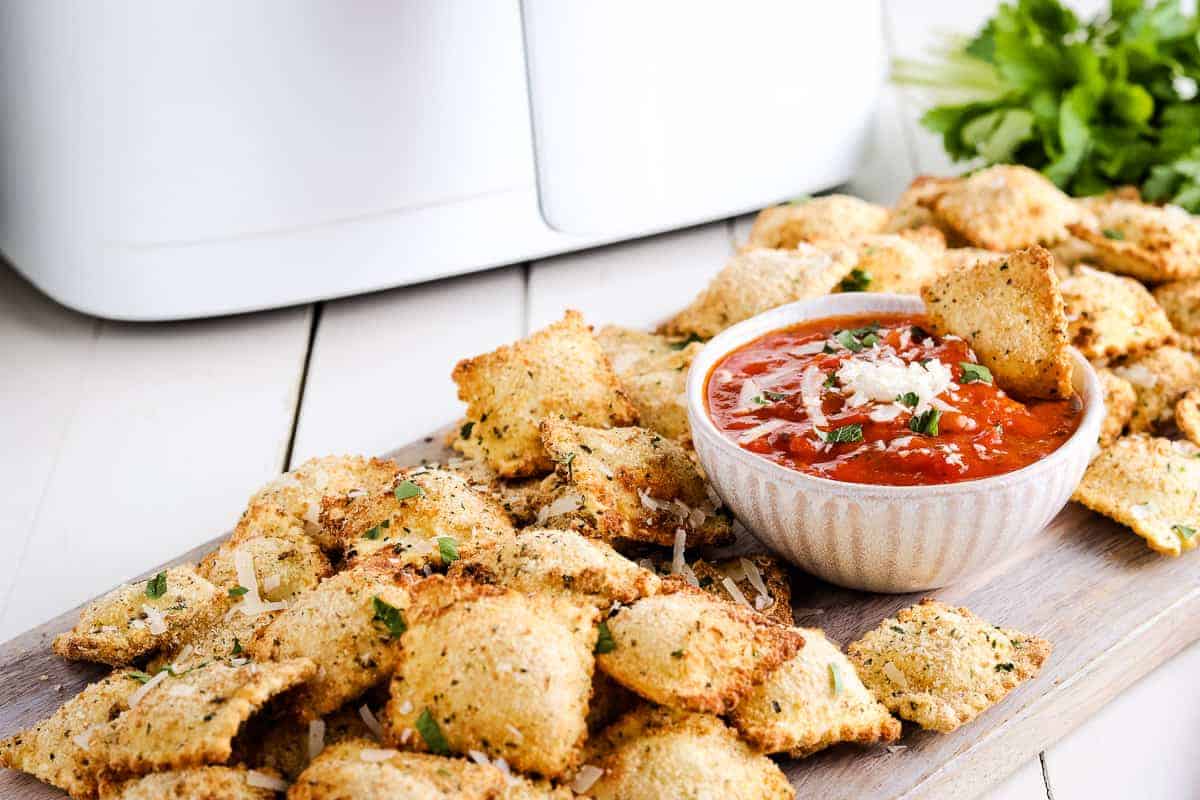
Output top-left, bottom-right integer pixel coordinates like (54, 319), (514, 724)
(0, 1), (885, 320)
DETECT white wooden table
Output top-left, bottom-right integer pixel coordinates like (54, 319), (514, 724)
(2, 2), (1196, 797)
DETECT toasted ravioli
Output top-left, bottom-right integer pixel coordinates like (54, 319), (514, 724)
(1153, 278), (1200, 352)
(1178, 388), (1200, 446)
(731, 628), (900, 757)
(98, 766), (280, 799)
(921, 246), (1074, 399)
(597, 325), (702, 440)
(452, 310), (637, 477)
(1073, 435), (1200, 556)
(289, 739), (506, 800)
(847, 599), (1051, 733)
(661, 245), (855, 339)
(442, 457), (550, 526)
(940, 247), (1007, 274)
(1111, 346), (1200, 432)
(586, 670), (640, 735)
(584, 706), (794, 800)
(596, 586), (803, 714)
(538, 420), (732, 548)
(97, 659), (314, 779)
(1095, 367), (1136, 446)
(53, 567), (225, 666)
(0, 671), (132, 798)
(449, 527), (660, 608)
(885, 175), (960, 236)
(237, 455), (400, 551)
(147, 610), (275, 673)
(687, 555), (794, 626)
(326, 467), (514, 566)
(1050, 235), (1100, 270)
(838, 232), (948, 295)
(1059, 266), (1175, 359)
(384, 577), (595, 778)
(235, 704), (375, 781)
(199, 528), (332, 603)
(746, 195), (888, 249)
(1067, 199), (1200, 283)
(924, 165), (1087, 250)
(247, 566), (414, 718)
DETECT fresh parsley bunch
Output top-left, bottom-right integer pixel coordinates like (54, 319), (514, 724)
(893, 0), (1200, 210)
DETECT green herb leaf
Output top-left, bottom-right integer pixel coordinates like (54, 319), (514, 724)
(363, 525), (383, 540)
(960, 362), (993, 384)
(839, 268), (873, 292)
(127, 670), (155, 684)
(228, 585), (249, 598)
(669, 333), (705, 350)
(415, 708), (450, 755)
(394, 481), (423, 501)
(670, 649), (685, 659)
(909, 409), (942, 436)
(372, 596), (407, 638)
(595, 621), (616, 654)
(891, 625), (906, 634)
(231, 638), (243, 656)
(829, 663), (843, 696)
(460, 421), (475, 440)
(897, 392), (920, 408)
(1173, 524), (1197, 542)
(556, 451), (576, 482)
(823, 373), (839, 389)
(145, 572), (167, 600)
(995, 662), (1015, 672)
(762, 390), (789, 402)
(822, 424), (864, 444)
(437, 537), (460, 564)
(1102, 228), (1125, 240)
(835, 329), (864, 353)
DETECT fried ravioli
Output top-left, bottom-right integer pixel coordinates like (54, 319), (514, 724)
(746, 195), (889, 249)
(597, 326), (702, 441)
(847, 599), (1051, 733)
(199, 528), (332, 603)
(1095, 367), (1137, 446)
(1153, 278), (1200, 351)
(1068, 198), (1200, 283)
(98, 766), (281, 799)
(686, 555), (794, 627)
(1059, 265), (1176, 359)
(1111, 345), (1200, 433)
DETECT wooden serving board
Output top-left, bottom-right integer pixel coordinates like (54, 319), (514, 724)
(2, 427), (1198, 800)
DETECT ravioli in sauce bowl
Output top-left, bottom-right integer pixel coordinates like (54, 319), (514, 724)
(705, 313), (1082, 486)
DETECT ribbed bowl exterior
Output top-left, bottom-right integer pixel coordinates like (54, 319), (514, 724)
(687, 294), (1106, 593)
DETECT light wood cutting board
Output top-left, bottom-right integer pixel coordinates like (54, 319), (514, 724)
(2, 427), (1197, 799)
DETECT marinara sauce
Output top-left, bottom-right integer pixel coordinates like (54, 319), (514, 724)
(706, 313), (1082, 486)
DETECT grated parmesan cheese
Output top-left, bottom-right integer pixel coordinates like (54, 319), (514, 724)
(246, 771), (289, 791)
(141, 604), (168, 636)
(358, 748), (395, 763)
(358, 704), (384, 739)
(800, 365), (829, 429)
(671, 529), (688, 576)
(882, 661), (908, 689)
(536, 493), (583, 524)
(308, 719), (326, 759)
(571, 765), (605, 793)
(721, 577), (752, 608)
(837, 355), (952, 414)
(129, 670), (168, 707)
(737, 418), (788, 445)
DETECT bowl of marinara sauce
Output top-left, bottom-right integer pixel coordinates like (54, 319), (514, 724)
(687, 293), (1104, 593)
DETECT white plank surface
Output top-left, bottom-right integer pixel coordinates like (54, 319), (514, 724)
(0, 264), (312, 638)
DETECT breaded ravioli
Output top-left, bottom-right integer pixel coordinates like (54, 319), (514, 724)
(922, 165), (1089, 251)
(288, 739), (506, 800)
(1178, 388), (1200, 446)
(53, 567), (225, 666)
(1153, 278), (1200, 351)
(0, 671), (132, 798)
(441, 456), (550, 526)
(685, 555), (794, 627)
(921, 246), (1074, 399)
(1073, 435), (1200, 556)
(234, 703), (375, 781)
(597, 325), (702, 440)
(449, 527), (660, 609)
(384, 577), (596, 778)
(847, 599), (1051, 733)
(1068, 198), (1200, 283)
(596, 585), (803, 714)
(837, 232), (948, 295)
(1095, 367), (1136, 446)
(96, 658), (314, 780)
(885, 175), (960, 236)
(661, 244), (855, 339)
(325, 467), (514, 567)
(537, 420), (732, 547)
(746, 194), (889, 249)
(247, 565), (414, 718)
(940, 247), (1007, 274)
(583, 706), (794, 800)
(98, 766), (281, 799)
(236, 455), (400, 551)
(1111, 345), (1200, 433)
(731, 628), (900, 757)
(1059, 265), (1176, 359)
(452, 310), (637, 477)
(199, 527), (332, 603)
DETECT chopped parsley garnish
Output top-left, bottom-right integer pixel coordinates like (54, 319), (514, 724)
(910, 325), (931, 342)
(372, 596), (407, 638)
(595, 621), (616, 654)
(891, 625), (906, 634)
(834, 323), (882, 353)
(1173, 524), (1197, 542)
(823, 373), (839, 388)
(829, 663), (843, 696)
(145, 571), (167, 599)
(785, 194), (812, 205)
(228, 585), (249, 598)
(909, 409), (942, 436)
(557, 451), (576, 482)
(460, 421), (474, 440)
(834, 329), (864, 352)
(959, 362), (993, 384)
(670, 649), (685, 659)
(669, 333), (704, 350)
(897, 392), (919, 408)
(839, 268), (873, 292)
(762, 390), (790, 402)
(437, 537), (459, 564)
(994, 662), (1015, 672)
(127, 670), (155, 684)
(415, 708), (450, 755)
(822, 424), (864, 444)
(231, 638), (243, 656)
(394, 481), (423, 501)
(363, 524), (383, 540)
(1102, 228), (1125, 240)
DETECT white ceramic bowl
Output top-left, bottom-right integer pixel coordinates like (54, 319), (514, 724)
(687, 293), (1105, 593)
